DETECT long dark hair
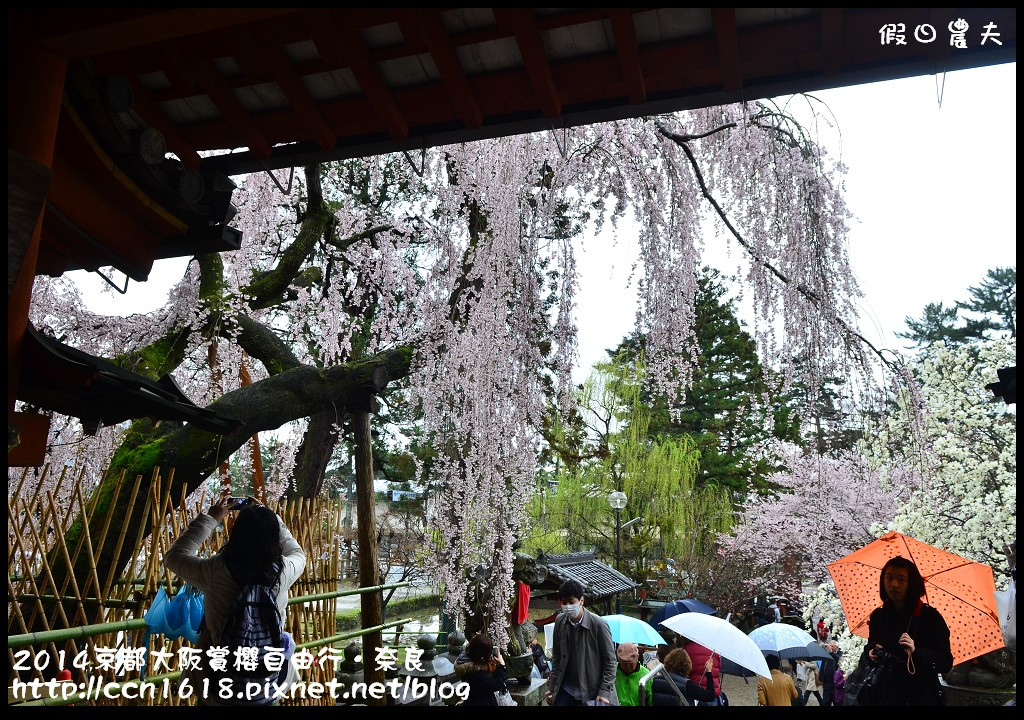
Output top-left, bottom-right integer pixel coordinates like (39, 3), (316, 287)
(878, 556), (926, 603)
(220, 504), (283, 585)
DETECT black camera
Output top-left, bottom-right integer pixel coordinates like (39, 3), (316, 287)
(874, 648), (900, 671)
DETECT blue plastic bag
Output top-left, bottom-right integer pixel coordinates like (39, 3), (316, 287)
(163, 583), (204, 644)
(145, 583), (204, 642)
(142, 583), (204, 678)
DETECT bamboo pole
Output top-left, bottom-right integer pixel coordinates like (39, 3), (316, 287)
(45, 491), (89, 629)
(15, 495), (64, 630)
(101, 469), (141, 601)
(15, 594), (142, 609)
(152, 470), (179, 597)
(16, 462), (52, 546)
(8, 617), (149, 648)
(50, 463), (70, 522)
(7, 573), (34, 681)
(58, 465), (87, 532)
(90, 468), (127, 603)
(12, 464), (30, 499)
(44, 489), (87, 627)
(15, 496), (73, 677)
(8, 496), (38, 626)
(69, 481), (104, 625)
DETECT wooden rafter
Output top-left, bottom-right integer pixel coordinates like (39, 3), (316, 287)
(820, 9), (844, 78)
(303, 8), (409, 143)
(187, 54), (272, 160)
(610, 9), (646, 105)
(494, 8), (561, 119)
(398, 8), (483, 130)
(712, 8), (743, 93)
(263, 44), (337, 151)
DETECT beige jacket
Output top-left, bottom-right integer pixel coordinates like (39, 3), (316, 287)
(164, 512), (306, 705)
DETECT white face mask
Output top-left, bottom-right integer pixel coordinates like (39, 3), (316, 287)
(561, 602), (581, 618)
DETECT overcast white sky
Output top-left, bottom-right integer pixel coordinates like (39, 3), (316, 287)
(69, 63), (1017, 384)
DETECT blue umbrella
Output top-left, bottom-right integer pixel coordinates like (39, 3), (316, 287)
(647, 598), (717, 629)
(602, 614), (671, 646)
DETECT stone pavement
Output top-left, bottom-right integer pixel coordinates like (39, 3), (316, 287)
(720, 672), (760, 706)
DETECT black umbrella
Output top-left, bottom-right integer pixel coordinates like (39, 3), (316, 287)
(720, 641), (832, 677)
(778, 641), (833, 661)
(646, 598), (717, 628)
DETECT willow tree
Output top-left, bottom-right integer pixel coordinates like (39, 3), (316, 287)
(526, 360), (733, 584)
(22, 99), (893, 646)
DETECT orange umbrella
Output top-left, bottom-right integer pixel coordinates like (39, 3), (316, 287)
(827, 531), (1003, 665)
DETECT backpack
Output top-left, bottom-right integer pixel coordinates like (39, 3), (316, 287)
(216, 561), (291, 685)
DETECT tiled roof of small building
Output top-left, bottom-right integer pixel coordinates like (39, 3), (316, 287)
(538, 552), (638, 598)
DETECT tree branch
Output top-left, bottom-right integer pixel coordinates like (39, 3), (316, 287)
(656, 123), (896, 372)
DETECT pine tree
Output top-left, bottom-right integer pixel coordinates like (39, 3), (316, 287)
(612, 267), (803, 498)
(957, 266), (1016, 338)
(899, 266), (1016, 347)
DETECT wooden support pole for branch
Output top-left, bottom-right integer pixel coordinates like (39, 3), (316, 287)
(353, 399), (385, 704)
(239, 352), (265, 501)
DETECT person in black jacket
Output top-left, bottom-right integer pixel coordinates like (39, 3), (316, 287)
(857, 556), (954, 705)
(529, 634), (550, 677)
(647, 648), (719, 706)
(819, 641), (841, 706)
(455, 632), (509, 706)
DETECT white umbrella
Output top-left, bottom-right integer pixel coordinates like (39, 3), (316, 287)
(748, 622), (818, 659)
(660, 613), (771, 679)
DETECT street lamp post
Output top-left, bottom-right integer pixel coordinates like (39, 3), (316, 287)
(608, 490), (627, 614)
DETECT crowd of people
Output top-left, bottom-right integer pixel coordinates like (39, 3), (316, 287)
(532, 558), (959, 707)
(162, 497), (1004, 708)
(410, 558), (963, 707)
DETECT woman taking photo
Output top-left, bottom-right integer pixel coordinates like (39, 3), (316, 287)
(164, 494), (306, 705)
(456, 632), (510, 706)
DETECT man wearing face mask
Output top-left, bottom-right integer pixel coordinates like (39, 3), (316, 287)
(545, 580), (618, 706)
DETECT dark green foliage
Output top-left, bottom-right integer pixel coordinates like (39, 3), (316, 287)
(898, 302), (985, 346)
(899, 266), (1016, 347)
(957, 266), (1016, 338)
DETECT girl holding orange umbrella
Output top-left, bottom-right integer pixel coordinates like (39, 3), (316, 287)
(858, 557), (954, 705)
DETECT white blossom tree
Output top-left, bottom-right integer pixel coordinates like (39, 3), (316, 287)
(800, 338), (1016, 668)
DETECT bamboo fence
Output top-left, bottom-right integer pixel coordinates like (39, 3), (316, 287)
(7, 464), (343, 706)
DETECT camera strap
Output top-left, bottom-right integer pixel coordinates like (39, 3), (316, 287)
(904, 614), (915, 675)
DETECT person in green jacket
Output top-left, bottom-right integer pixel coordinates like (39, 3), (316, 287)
(614, 642), (644, 706)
